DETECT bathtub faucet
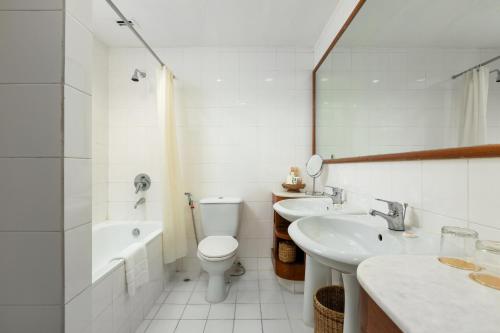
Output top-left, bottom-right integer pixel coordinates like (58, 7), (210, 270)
(134, 197), (146, 209)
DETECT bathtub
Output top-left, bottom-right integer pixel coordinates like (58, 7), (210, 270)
(92, 220), (162, 282)
(91, 221), (164, 333)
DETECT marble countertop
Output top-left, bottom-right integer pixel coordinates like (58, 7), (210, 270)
(357, 255), (500, 333)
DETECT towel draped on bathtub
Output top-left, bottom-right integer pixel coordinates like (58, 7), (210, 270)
(120, 242), (150, 296)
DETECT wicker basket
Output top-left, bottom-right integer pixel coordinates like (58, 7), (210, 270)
(314, 286), (345, 333)
(278, 241), (297, 263)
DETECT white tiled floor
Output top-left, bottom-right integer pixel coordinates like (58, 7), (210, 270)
(136, 262), (313, 333)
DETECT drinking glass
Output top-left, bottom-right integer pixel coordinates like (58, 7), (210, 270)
(469, 240), (500, 290)
(438, 226), (479, 270)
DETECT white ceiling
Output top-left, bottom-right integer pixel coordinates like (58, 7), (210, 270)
(92, 0), (338, 48)
(339, 0), (500, 48)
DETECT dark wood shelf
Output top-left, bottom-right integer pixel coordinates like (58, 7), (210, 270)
(274, 226), (292, 240)
(271, 248), (306, 281)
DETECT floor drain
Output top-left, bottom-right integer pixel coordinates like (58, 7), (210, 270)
(183, 278), (191, 282)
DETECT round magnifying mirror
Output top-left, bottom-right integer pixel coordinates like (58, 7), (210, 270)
(306, 154), (324, 178)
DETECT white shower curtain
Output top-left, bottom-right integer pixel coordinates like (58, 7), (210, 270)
(157, 66), (187, 264)
(458, 66), (489, 146)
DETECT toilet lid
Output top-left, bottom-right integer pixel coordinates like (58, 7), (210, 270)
(198, 236), (238, 258)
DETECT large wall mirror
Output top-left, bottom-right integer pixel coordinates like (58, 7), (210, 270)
(314, 0), (500, 163)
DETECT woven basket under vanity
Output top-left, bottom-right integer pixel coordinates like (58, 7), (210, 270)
(278, 241), (297, 263)
(314, 286), (345, 333)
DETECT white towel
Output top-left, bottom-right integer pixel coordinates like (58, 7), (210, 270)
(121, 242), (150, 296)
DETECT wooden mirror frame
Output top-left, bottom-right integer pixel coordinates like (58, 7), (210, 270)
(312, 0), (500, 164)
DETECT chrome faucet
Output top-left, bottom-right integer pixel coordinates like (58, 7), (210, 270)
(134, 197), (146, 209)
(324, 186), (344, 205)
(369, 198), (407, 231)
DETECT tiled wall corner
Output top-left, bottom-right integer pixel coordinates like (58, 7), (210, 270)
(64, 1), (93, 332)
(92, 38), (110, 223)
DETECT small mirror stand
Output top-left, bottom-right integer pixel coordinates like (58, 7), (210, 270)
(305, 155), (324, 196)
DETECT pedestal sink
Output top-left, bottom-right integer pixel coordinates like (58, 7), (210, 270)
(288, 215), (440, 333)
(273, 197), (364, 222)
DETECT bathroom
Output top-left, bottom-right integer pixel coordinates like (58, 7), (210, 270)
(1, 0), (500, 333)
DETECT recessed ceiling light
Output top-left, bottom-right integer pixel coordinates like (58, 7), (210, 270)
(216, 78), (223, 83)
(321, 78), (329, 82)
(372, 79), (380, 84)
(416, 78), (426, 82)
(264, 77), (273, 82)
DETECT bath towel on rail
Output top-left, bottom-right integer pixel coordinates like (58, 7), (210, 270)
(120, 242), (150, 296)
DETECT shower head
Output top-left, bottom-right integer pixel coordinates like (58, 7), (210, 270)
(491, 69), (500, 83)
(131, 69), (146, 82)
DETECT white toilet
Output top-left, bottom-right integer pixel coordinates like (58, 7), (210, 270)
(197, 197), (242, 303)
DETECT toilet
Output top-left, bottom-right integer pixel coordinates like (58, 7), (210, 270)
(197, 197), (243, 303)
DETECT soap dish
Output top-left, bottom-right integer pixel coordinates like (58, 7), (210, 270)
(282, 183), (306, 192)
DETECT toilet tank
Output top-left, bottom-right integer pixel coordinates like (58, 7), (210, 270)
(199, 197), (243, 237)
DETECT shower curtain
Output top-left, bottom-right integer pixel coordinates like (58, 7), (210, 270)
(157, 66), (187, 264)
(458, 66), (489, 146)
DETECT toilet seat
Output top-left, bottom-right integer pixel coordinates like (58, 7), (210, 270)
(198, 236), (238, 261)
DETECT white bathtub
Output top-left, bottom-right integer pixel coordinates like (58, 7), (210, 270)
(91, 220), (164, 333)
(92, 220), (162, 283)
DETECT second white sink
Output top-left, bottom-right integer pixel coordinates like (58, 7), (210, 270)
(288, 214), (441, 333)
(289, 215), (440, 273)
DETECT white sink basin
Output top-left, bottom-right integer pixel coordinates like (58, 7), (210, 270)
(273, 197), (364, 222)
(289, 214), (439, 273)
(288, 214), (440, 332)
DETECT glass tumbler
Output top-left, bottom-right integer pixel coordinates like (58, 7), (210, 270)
(438, 226), (479, 270)
(469, 240), (500, 290)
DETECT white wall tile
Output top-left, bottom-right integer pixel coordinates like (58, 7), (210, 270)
(65, 85), (91, 158)
(66, 0), (92, 30)
(92, 275), (113, 320)
(92, 38), (109, 223)
(65, 158), (92, 229)
(65, 223), (92, 302)
(65, 287), (92, 333)
(390, 161), (422, 208)
(0, 11), (63, 83)
(468, 158), (500, 228)
(65, 14), (92, 93)
(469, 223), (500, 241)
(91, 306), (112, 333)
(0, 306), (62, 333)
(0, 158), (62, 231)
(0, 232), (62, 304)
(0, 84), (62, 157)
(415, 210), (467, 235)
(422, 160), (468, 220)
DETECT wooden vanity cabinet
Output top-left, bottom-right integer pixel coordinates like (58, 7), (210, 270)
(271, 193), (305, 281)
(360, 288), (402, 333)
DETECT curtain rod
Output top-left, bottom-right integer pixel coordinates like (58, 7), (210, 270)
(451, 55), (500, 79)
(105, 0), (176, 78)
